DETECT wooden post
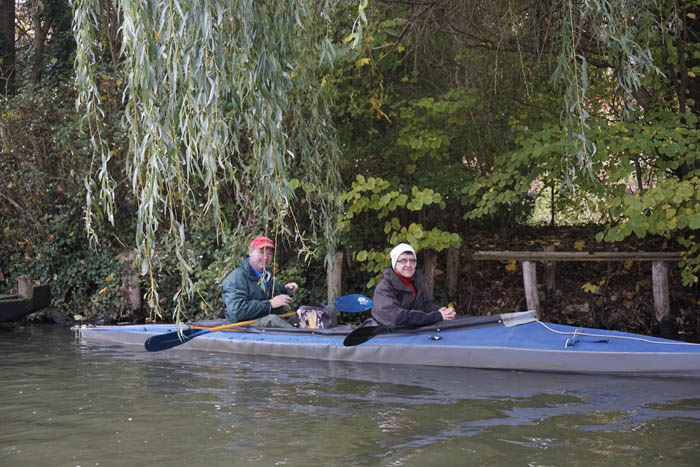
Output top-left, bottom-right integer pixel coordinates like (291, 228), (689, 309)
(522, 261), (540, 315)
(327, 251), (343, 308)
(16, 275), (31, 298)
(119, 250), (141, 311)
(424, 251), (437, 295)
(652, 261), (670, 322)
(446, 247), (459, 300)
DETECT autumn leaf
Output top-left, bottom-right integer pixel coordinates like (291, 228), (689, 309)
(582, 282), (599, 293)
(573, 240), (585, 251)
(98, 287), (109, 296)
(624, 259), (634, 270)
(505, 259), (517, 272)
(355, 57), (371, 68)
(598, 279), (606, 286)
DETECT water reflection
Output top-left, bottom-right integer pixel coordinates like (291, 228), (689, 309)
(2, 325), (700, 466)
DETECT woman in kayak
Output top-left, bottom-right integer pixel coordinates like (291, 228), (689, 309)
(371, 243), (456, 327)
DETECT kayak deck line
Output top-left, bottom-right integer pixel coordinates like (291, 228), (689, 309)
(535, 320), (700, 348)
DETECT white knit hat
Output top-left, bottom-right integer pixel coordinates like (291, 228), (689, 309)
(390, 243), (416, 269)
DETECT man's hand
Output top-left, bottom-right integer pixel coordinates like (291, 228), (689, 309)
(285, 282), (298, 295)
(270, 294), (292, 309)
(439, 306), (456, 321)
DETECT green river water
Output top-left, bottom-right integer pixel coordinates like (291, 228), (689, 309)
(2, 324), (700, 466)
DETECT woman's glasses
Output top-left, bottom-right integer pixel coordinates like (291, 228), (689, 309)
(396, 258), (417, 265)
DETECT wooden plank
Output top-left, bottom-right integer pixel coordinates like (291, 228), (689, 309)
(472, 251), (682, 261)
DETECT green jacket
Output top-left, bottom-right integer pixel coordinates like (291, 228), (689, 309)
(221, 258), (291, 323)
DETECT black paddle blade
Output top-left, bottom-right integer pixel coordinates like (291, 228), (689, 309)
(343, 325), (384, 347)
(144, 328), (207, 352)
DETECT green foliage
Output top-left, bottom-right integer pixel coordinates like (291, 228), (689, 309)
(73, 0), (369, 322)
(1, 202), (130, 320)
(339, 175), (461, 287)
(0, 81), (133, 319)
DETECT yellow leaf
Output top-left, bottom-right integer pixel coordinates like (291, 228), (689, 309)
(688, 12), (697, 19)
(106, 273), (115, 283)
(573, 240), (585, 251)
(624, 259), (634, 270)
(321, 75), (327, 87)
(690, 71), (697, 78)
(505, 260), (517, 272)
(355, 57), (371, 68)
(200, 301), (206, 311)
(582, 282), (599, 293)
(98, 287), (109, 296)
(598, 279), (606, 286)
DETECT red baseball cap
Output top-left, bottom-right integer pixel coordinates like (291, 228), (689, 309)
(250, 236), (274, 249)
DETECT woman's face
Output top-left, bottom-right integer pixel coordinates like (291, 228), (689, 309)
(394, 251), (417, 278)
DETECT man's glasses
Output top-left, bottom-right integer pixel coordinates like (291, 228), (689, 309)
(396, 258), (417, 265)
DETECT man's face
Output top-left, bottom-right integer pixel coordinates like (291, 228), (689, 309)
(249, 246), (274, 272)
(394, 251), (417, 278)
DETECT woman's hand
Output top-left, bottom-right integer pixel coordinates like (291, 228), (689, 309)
(439, 306), (456, 320)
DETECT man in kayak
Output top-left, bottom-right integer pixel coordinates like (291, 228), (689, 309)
(372, 243), (456, 327)
(221, 236), (299, 327)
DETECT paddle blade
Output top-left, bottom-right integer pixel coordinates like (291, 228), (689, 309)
(335, 294), (373, 313)
(343, 325), (383, 347)
(144, 328), (207, 352)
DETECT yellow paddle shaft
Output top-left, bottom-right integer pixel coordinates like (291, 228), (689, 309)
(207, 311), (296, 333)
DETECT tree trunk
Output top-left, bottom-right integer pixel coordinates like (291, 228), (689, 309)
(424, 251), (437, 295)
(446, 246), (459, 301)
(327, 251), (343, 308)
(30, 0), (52, 86)
(0, 0), (15, 95)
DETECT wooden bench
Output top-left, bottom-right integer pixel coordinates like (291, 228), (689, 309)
(471, 251), (682, 321)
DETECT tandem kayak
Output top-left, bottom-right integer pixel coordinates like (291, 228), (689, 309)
(74, 311), (700, 377)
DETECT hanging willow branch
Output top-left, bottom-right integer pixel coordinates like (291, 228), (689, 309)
(73, 0), (366, 322)
(551, 0), (663, 176)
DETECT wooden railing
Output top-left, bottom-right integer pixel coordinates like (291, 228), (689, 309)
(472, 251), (682, 321)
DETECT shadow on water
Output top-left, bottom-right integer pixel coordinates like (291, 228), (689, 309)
(3, 325), (700, 466)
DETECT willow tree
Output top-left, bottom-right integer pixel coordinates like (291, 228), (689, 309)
(73, 0), (367, 321)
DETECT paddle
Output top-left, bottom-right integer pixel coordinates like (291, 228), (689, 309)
(343, 314), (505, 347)
(144, 312), (296, 352)
(145, 293), (374, 352)
(334, 293), (373, 313)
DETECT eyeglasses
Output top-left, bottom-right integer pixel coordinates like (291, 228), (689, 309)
(396, 258), (417, 265)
